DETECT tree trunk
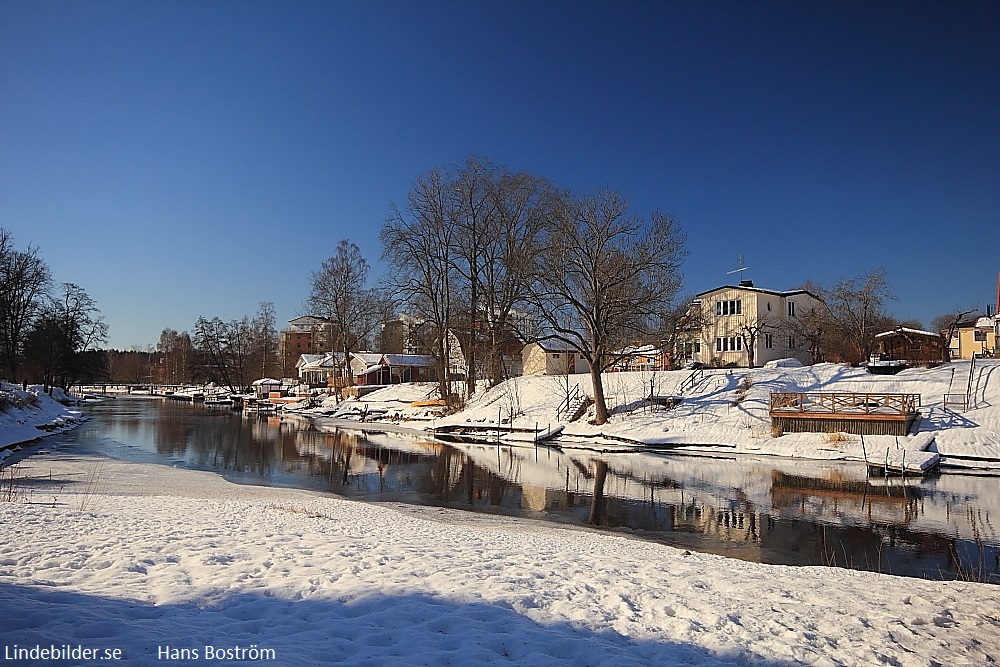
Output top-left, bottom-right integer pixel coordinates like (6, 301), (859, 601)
(589, 360), (608, 425)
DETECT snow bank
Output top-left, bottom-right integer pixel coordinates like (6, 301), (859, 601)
(0, 383), (85, 455)
(2, 450), (997, 666)
(408, 361), (1000, 469)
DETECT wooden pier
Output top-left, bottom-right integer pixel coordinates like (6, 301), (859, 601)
(433, 421), (564, 445)
(769, 392), (921, 436)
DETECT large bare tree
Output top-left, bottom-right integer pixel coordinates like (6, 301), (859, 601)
(822, 268), (895, 362)
(308, 241), (393, 393)
(381, 169), (460, 400)
(530, 190), (687, 425)
(0, 229), (51, 381)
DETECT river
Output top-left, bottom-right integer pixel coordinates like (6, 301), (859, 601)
(55, 396), (999, 583)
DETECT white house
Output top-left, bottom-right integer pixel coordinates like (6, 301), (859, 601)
(680, 280), (824, 368)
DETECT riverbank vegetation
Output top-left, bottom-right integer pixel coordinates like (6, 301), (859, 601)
(0, 228), (107, 390)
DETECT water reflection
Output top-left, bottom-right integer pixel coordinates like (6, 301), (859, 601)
(69, 398), (999, 583)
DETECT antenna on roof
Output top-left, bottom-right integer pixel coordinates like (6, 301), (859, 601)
(726, 256), (752, 286)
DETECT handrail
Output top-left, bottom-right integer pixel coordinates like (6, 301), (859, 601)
(966, 354), (977, 409)
(556, 384), (581, 421)
(678, 367), (704, 394)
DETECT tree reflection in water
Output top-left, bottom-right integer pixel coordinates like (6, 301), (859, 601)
(71, 398), (999, 583)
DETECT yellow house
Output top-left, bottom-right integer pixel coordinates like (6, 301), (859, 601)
(686, 281), (824, 368)
(521, 340), (588, 376)
(950, 317), (997, 359)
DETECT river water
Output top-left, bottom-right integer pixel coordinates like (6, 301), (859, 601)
(56, 396), (999, 583)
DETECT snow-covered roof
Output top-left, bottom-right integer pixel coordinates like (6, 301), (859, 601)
(252, 378), (282, 386)
(382, 354), (436, 367)
(296, 354), (326, 368)
(695, 284), (822, 301)
(351, 352), (384, 365)
(875, 327), (942, 339)
(530, 339), (582, 353)
(975, 316), (995, 329)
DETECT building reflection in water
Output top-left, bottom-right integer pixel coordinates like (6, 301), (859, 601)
(81, 399), (998, 583)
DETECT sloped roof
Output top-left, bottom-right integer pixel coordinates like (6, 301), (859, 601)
(695, 284), (822, 301)
(296, 354), (326, 368)
(382, 354), (436, 367)
(530, 339), (582, 353)
(875, 327), (942, 339)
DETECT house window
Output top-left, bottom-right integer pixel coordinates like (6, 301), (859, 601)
(787, 301), (796, 317)
(551, 353), (561, 358)
(974, 330), (987, 342)
(764, 333), (773, 349)
(716, 299), (742, 316)
(788, 336), (796, 349)
(715, 336), (743, 352)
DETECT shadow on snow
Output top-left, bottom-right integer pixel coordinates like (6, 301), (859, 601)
(0, 582), (805, 667)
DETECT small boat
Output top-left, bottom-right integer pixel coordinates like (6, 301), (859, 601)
(204, 394), (234, 406)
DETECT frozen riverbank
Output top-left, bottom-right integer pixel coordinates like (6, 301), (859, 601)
(303, 360), (1000, 472)
(0, 383), (85, 457)
(2, 445), (999, 666)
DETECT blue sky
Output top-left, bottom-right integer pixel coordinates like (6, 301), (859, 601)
(2, 1), (998, 349)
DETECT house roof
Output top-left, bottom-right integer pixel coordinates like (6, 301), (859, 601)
(695, 284), (823, 301)
(296, 354), (326, 368)
(300, 353), (347, 370)
(350, 352), (384, 365)
(530, 339), (581, 353)
(875, 327), (942, 339)
(382, 354), (436, 367)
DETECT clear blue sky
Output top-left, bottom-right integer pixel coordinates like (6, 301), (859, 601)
(2, 1), (998, 349)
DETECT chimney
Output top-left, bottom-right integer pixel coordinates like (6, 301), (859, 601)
(739, 279), (754, 288)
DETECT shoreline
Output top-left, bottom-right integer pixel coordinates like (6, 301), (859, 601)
(2, 443), (999, 666)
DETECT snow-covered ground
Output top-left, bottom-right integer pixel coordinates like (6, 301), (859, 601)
(0, 383), (86, 457)
(307, 360), (1000, 472)
(3, 365), (1000, 665)
(2, 446), (998, 666)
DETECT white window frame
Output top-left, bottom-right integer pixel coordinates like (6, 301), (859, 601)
(716, 299), (742, 316)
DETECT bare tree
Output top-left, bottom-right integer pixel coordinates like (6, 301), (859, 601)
(308, 241), (393, 394)
(785, 300), (829, 364)
(822, 268), (895, 363)
(477, 168), (554, 386)
(530, 190), (687, 425)
(382, 169), (460, 400)
(931, 307), (981, 361)
(0, 229), (51, 381)
(157, 328), (193, 384)
(656, 296), (707, 370)
(24, 283), (108, 390)
(251, 302), (279, 380)
(736, 312), (777, 368)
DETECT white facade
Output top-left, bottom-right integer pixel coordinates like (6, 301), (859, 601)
(681, 282), (823, 368)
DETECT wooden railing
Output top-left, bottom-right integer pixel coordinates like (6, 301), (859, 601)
(678, 367), (704, 394)
(556, 384), (582, 421)
(769, 392), (920, 417)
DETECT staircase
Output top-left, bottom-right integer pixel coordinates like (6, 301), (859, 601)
(944, 357), (976, 411)
(556, 385), (592, 422)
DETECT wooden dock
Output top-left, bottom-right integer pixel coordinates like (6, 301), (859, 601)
(432, 421), (564, 445)
(769, 392), (921, 436)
